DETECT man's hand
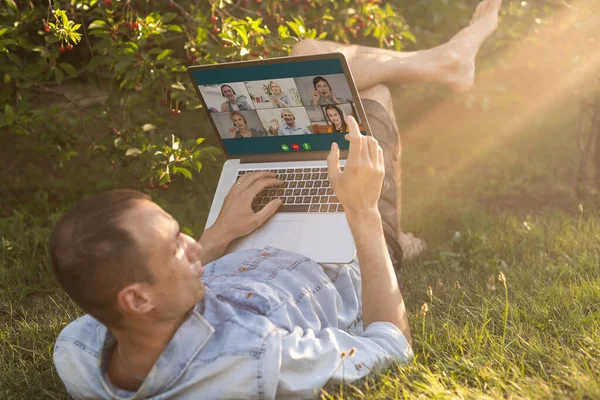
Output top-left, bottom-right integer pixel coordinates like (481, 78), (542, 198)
(327, 115), (384, 215)
(221, 102), (229, 112)
(214, 171), (283, 240)
(198, 172), (282, 265)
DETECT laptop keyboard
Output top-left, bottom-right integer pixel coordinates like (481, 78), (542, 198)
(237, 167), (344, 213)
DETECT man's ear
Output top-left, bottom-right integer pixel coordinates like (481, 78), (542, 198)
(117, 283), (154, 315)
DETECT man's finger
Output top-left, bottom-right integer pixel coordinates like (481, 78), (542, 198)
(247, 177), (283, 198)
(344, 115), (362, 165)
(254, 198), (283, 224)
(239, 171), (277, 187)
(327, 142), (341, 184)
(377, 145), (384, 169)
(366, 136), (380, 164)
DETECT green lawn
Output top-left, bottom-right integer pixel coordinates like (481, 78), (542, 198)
(3, 93), (600, 399)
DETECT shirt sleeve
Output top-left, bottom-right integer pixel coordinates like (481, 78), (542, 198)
(275, 322), (412, 398)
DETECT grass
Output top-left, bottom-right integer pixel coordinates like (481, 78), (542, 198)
(3, 93), (600, 398)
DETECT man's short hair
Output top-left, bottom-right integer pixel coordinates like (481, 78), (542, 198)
(49, 190), (154, 326)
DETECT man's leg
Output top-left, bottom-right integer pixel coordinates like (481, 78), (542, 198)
(359, 84), (425, 261)
(290, 0), (501, 92)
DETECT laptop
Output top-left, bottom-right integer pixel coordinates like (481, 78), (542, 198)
(187, 53), (373, 263)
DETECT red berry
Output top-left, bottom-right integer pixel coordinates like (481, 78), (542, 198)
(160, 99), (168, 106)
(263, 49), (269, 56)
(161, 185), (168, 191)
(368, 14), (375, 21)
(66, 44), (73, 51)
(176, 109), (181, 115)
(59, 46), (66, 53)
(212, 26), (220, 34)
(210, 15), (218, 23)
(104, 0), (112, 6)
(148, 183), (156, 190)
(133, 22), (139, 30)
(168, 1), (174, 7)
(44, 25), (51, 33)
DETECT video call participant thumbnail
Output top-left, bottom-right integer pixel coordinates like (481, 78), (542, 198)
(323, 105), (348, 133)
(268, 108), (312, 136)
(220, 84), (253, 112)
(311, 76), (352, 106)
(228, 111), (266, 138)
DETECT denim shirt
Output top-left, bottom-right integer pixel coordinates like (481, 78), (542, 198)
(54, 246), (412, 399)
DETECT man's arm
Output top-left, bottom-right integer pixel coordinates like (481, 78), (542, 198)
(327, 116), (411, 344)
(197, 171), (283, 265)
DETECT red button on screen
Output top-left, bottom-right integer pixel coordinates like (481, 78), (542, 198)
(292, 144), (300, 151)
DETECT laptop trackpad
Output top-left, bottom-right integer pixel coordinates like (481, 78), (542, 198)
(251, 221), (303, 251)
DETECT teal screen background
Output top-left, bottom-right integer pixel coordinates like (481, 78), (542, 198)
(190, 58), (365, 156)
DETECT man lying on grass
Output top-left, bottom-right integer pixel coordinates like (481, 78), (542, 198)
(50, 1), (501, 397)
(50, 117), (412, 399)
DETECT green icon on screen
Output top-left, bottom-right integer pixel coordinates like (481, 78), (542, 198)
(302, 143), (311, 150)
(281, 144), (289, 151)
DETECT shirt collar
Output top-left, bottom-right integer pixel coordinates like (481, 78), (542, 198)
(97, 301), (215, 399)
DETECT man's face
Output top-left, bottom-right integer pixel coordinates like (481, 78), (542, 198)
(122, 201), (205, 320)
(281, 111), (295, 125)
(315, 80), (331, 97)
(222, 86), (236, 101)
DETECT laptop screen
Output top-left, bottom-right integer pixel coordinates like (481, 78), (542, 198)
(189, 57), (366, 157)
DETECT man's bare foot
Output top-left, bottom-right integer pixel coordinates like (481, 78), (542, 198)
(399, 232), (426, 261)
(433, 0), (502, 92)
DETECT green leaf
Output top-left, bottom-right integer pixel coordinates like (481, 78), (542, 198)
(54, 67), (64, 83)
(88, 20), (107, 30)
(7, 52), (21, 66)
(162, 13), (177, 23)
(195, 138), (205, 145)
(4, 104), (15, 126)
(181, 226), (194, 236)
(170, 82), (186, 91)
(173, 166), (192, 179)
(59, 62), (78, 77)
(0, 28), (8, 37)
(400, 31), (416, 44)
(5, 0), (17, 11)
(156, 49), (173, 62)
(168, 25), (183, 33)
(125, 148), (142, 157)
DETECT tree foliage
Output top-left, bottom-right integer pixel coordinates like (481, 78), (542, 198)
(0, 0), (598, 192)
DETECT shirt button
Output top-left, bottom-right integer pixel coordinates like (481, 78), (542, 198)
(239, 267), (248, 272)
(262, 252), (269, 257)
(246, 292), (253, 298)
(356, 363), (363, 371)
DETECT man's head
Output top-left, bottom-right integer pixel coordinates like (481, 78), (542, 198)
(50, 190), (204, 328)
(280, 108), (295, 126)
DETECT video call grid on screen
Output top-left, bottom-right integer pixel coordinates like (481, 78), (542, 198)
(190, 58), (366, 156)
